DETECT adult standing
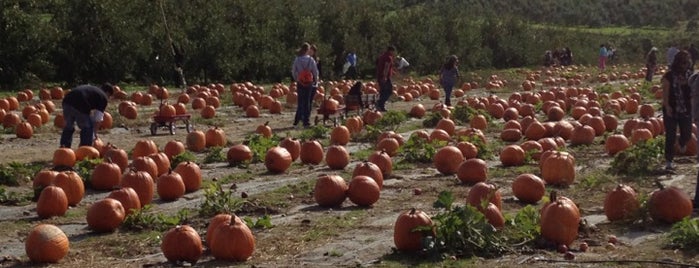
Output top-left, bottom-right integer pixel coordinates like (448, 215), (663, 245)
(662, 50), (693, 171)
(375, 45), (396, 112)
(59, 84), (114, 148)
(439, 55), (460, 107)
(667, 43), (679, 67)
(645, 47), (658, 82)
(688, 44), (699, 69)
(309, 44), (321, 110)
(291, 42), (319, 128)
(598, 44), (608, 71)
(345, 50), (358, 79)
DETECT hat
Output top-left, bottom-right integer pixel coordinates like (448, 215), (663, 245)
(651, 47), (658, 51)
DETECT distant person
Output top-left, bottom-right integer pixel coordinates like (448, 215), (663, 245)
(543, 50), (554, 67)
(607, 46), (616, 64)
(688, 44), (699, 69)
(309, 44), (321, 108)
(562, 47), (573, 66)
(172, 43), (186, 90)
(667, 44), (679, 66)
(59, 84), (114, 148)
(395, 55), (410, 74)
(344, 50), (358, 79)
(598, 44), (608, 71)
(375, 45), (396, 112)
(645, 47), (658, 82)
(291, 42), (319, 128)
(439, 55), (460, 107)
(662, 50), (693, 171)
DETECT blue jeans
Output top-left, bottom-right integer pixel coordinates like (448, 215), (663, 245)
(663, 111), (692, 162)
(60, 104), (94, 148)
(293, 85), (313, 126)
(443, 83), (454, 106)
(376, 79), (393, 110)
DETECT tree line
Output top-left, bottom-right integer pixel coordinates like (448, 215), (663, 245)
(0, 0), (696, 90)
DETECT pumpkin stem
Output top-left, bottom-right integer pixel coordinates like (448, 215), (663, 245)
(409, 208), (417, 215)
(549, 190), (558, 202)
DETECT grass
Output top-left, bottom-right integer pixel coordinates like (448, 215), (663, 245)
(251, 179), (315, 209)
(302, 210), (367, 242)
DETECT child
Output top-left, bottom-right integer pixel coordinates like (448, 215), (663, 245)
(439, 55), (459, 106)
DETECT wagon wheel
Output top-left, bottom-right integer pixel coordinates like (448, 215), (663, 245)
(168, 122), (176, 135)
(150, 122), (158, 136)
(184, 120), (192, 133)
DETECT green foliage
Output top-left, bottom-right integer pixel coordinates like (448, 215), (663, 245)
(451, 105), (481, 124)
(0, 186), (32, 205)
(170, 151), (197, 169)
(609, 137), (664, 176)
(74, 158), (103, 184)
(668, 217), (699, 249)
(243, 134), (279, 163)
(199, 181), (244, 217)
(422, 112), (442, 128)
(203, 146), (226, 164)
(399, 135), (445, 163)
(122, 205), (190, 232)
(354, 124), (382, 143)
(373, 110), (408, 130)
(458, 134), (496, 160)
(501, 205), (540, 245)
(243, 215), (274, 229)
(298, 125), (329, 140)
(0, 161), (41, 186)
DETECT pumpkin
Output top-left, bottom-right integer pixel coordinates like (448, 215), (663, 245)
(74, 146), (100, 161)
(570, 125), (596, 145)
(209, 215), (256, 261)
(352, 161), (384, 189)
(639, 104), (655, 119)
(499, 144), (526, 166)
(313, 174), (348, 207)
(648, 182), (693, 223)
(205, 127), (227, 148)
(148, 152), (171, 177)
(264, 146), (292, 174)
(163, 140), (186, 160)
(90, 160), (122, 190)
(25, 224), (69, 263)
(86, 198), (125, 233)
(376, 137), (400, 156)
(511, 173), (546, 203)
(2, 112), (21, 129)
(99, 112), (113, 130)
(540, 151), (576, 186)
(540, 191), (580, 246)
(32, 170), (58, 190)
(456, 158), (488, 184)
(325, 144), (350, 170)
(482, 202), (505, 229)
(107, 187), (141, 215)
(161, 225), (203, 264)
(227, 144), (253, 165)
(500, 128), (522, 142)
(436, 118), (456, 136)
(15, 121), (33, 139)
(330, 125), (350, 145)
(604, 134), (630, 156)
(393, 208), (434, 252)
(244, 105), (259, 118)
(120, 104), (138, 119)
(409, 104), (426, 118)
(466, 182), (502, 210)
(157, 170), (186, 201)
(174, 161), (202, 192)
(132, 156), (159, 179)
(604, 184), (640, 221)
(103, 145), (129, 171)
(53, 171), (84, 206)
(345, 116), (364, 135)
(346, 175), (381, 207)
(255, 121), (272, 138)
(279, 137), (301, 161)
(36, 186), (69, 219)
(132, 139), (159, 159)
(120, 170), (155, 206)
(300, 139), (324, 165)
(429, 129), (451, 143)
(433, 145), (464, 175)
(368, 150), (393, 177)
(206, 214), (233, 247)
(456, 141), (478, 159)
(186, 130), (206, 152)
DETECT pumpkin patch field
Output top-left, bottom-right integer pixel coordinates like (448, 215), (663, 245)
(2, 64), (699, 267)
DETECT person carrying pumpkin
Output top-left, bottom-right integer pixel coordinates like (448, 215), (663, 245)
(59, 84), (114, 148)
(291, 42), (319, 128)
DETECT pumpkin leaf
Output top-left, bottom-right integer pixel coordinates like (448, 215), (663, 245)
(433, 191), (454, 210)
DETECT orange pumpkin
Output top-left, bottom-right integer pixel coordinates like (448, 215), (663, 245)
(604, 184), (640, 221)
(300, 139), (324, 165)
(186, 130), (206, 152)
(264, 147), (292, 174)
(90, 160), (122, 190)
(174, 161), (202, 192)
(25, 224), (69, 263)
(107, 187), (141, 215)
(433, 146), (463, 175)
(648, 182), (693, 223)
(325, 145), (350, 170)
(161, 225), (203, 264)
(393, 208), (434, 252)
(511, 174), (546, 204)
(53, 171), (84, 206)
(456, 158), (488, 184)
(466, 182), (502, 210)
(205, 127), (227, 147)
(313, 174), (348, 207)
(347, 175), (380, 207)
(36, 186), (69, 219)
(279, 137), (301, 161)
(53, 148), (76, 168)
(86, 198), (125, 233)
(209, 215), (256, 261)
(157, 170), (186, 201)
(120, 170), (155, 206)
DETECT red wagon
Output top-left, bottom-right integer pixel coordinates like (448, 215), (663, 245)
(150, 114), (192, 135)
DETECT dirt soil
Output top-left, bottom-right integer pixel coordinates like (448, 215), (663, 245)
(2, 65), (699, 268)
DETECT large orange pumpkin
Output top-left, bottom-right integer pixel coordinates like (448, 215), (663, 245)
(540, 192), (580, 246)
(347, 175), (381, 207)
(25, 224), (69, 263)
(264, 147), (292, 174)
(161, 225), (203, 264)
(157, 170), (186, 201)
(368, 150), (393, 177)
(313, 174), (348, 207)
(53, 171), (84, 206)
(352, 161), (384, 189)
(604, 184), (640, 221)
(107, 187), (141, 215)
(53, 148), (76, 168)
(120, 170), (155, 206)
(456, 158), (488, 184)
(209, 216), (256, 261)
(86, 198), (125, 233)
(511, 174), (546, 204)
(433, 145), (463, 175)
(132, 139), (159, 159)
(300, 139), (324, 165)
(205, 127), (227, 147)
(90, 160), (122, 190)
(279, 137), (301, 161)
(174, 161), (202, 193)
(466, 182), (502, 210)
(36, 186), (69, 219)
(499, 144), (526, 166)
(325, 145), (350, 170)
(648, 182), (693, 223)
(393, 208), (434, 252)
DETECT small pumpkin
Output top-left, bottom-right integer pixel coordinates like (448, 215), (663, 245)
(86, 198), (126, 233)
(25, 224), (69, 263)
(132, 139), (159, 159)
(255, 121), (272, 138)
(604, 184), (640, 221)
(499, 144), (526, 166)
(330, 125), (350, 145)
(368, 150), (393, 177)
(161, 225), (203, 264)
(163, 140), (186, 160)
(103, 145), (129, 171)
(209, 215), (256, 261)
(106, 187), (141, 215)
(132, 156), (159, 179)
(264, 146), (292, 174)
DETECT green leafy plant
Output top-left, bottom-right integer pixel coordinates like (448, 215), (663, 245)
(0, 186), (32, 205)
(0, 161), (42, 186)
(399, 135), (445, 163)
(451, 104), (484, 124)
(199, 181), (245, 217)
(667, 217), (699, 249)
(609, 137), (664, 176)
(458, 134), (496, 160)
(374, 110), (408, 130)
(501, 205), (540, 245)
(354, 124), (382, 143)
(203, 146), (226, 164)
(73, 158), (103, 185)
(243, 215), (274, 229)
(170, 151), (197, 169)
(122, 205), (190, 232)
(243, 134), (279, 163)
(298, 125), (329, 140)
(422, 112), (442, 128)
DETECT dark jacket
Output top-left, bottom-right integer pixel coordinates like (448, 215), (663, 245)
(62, 85), (109, 114)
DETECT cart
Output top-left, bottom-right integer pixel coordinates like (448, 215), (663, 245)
(150, 114), (192, 135)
